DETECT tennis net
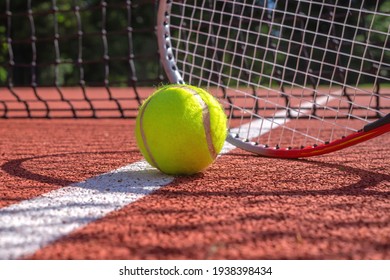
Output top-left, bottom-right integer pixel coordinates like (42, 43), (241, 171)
(0, 0), (166, 118)
(0, 0), (389, 118)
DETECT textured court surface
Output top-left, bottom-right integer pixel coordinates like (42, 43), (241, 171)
(0, 119), (389, 260)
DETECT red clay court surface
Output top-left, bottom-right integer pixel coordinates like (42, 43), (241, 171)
(0, 89), (389, 260)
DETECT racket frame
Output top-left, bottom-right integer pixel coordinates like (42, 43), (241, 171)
(157, 0), (390, 158)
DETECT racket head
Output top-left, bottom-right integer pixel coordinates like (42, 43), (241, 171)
(157, 0), (390, 158)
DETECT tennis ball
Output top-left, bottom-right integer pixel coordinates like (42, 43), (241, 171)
(135, 84), (227, 175)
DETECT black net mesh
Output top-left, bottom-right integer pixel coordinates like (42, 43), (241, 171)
(0, 0), (167, 118)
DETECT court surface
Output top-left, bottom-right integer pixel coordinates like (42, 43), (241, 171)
(1, 0), (389, 262)
(1, 115), (389, 259)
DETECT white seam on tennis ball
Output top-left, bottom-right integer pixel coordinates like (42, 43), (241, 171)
(171, 85), (217, 159)
(138, 97), (161, 171)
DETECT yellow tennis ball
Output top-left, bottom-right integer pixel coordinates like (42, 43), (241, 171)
(135, 84), (227, 175)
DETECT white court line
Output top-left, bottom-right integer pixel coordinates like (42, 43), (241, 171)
(0, 162), (173, 260)
(0, 95), (333, 260)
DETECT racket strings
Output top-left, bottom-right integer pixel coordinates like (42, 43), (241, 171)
(168, 0), (390, 148)
(170, 4), (387, 98)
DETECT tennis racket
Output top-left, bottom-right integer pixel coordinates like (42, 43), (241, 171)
(157, 0), (390, 158)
